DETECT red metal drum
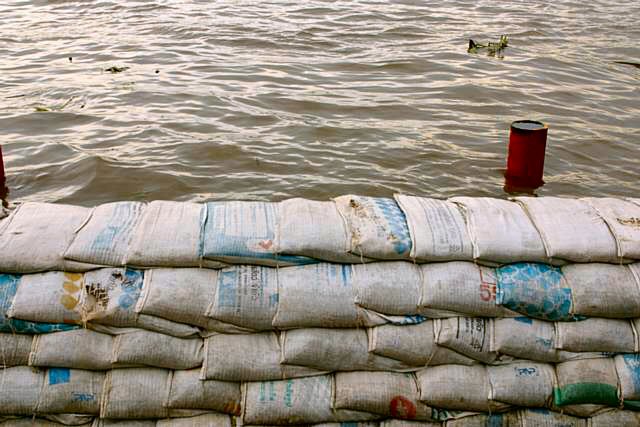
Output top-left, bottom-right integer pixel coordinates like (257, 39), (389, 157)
(504, 120), (548, 191)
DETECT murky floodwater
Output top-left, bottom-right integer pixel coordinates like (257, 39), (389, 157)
(1, 0), (639, 206)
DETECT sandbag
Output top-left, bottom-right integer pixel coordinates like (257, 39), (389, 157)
(585, 197), (640, 260)
(125, 201), (210, 268)
(0, 366), (44, 415)
(588, 410), (640, 427)
(273, 263), (359, 329)
(208, 265), (278, 331)
(1, 273), (79, 334)
(556, 318), (636, 353)
(242, 375), (377, 425)
(487, 362), (555, 407)
(201, 201), (314, 266)
(37, 368), (104, 414)
(435, 317), (497, 364)
(276, 198), (365, 263)
(615, 354), (640, 407)
(563, 263), (640, 318)
(394, 195), (473, 262)
(369, 322), (476, 367)
(333, 371), (431, 420)
(282, 328), (411, 372)
(1, 419), (92, 427)
(334, 195), (412, 259)
(29, 329), (114, 370)
(100, 368), (170, 419)
(156, 414), (233, 427)
(165, 369), (241, 415)
(552, 404), (611, 418)
(515, 409), (585, 427)
(0, 332), (32, 366)
(554, 359), (619, 407)
(92, 421), (155, 427)
(8, 271), (84, 325)
(64, 202), (145, 266)
(0, 203), (96, 273)
(416, 365), (508, 412)
(450, 196), (547, 263)
(496, 263), (580, 321)
(420, 262), (516, 318)
(516, 197), (619, 263)
(352, 262), (421, 315)
(111, 330), (203, 370)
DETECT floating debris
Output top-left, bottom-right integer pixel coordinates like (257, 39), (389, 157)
(614, 61), (640, 69)
(468, 35), (509, 56)
(105, 66), (130, 73)
(34, 96), (75, 112)
(69, 57), (73, 62)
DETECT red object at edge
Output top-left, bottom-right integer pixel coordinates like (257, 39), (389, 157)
(0, 144), (6, 200)
(505, 120), (548, 190)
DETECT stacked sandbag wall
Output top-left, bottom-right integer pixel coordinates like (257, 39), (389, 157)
(1, 195), (640, 426)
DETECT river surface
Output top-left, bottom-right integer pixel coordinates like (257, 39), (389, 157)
(1, 0), (639, 206)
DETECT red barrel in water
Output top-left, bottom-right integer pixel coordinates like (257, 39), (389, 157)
(504, 120), (548, 191)
(0, 145), (6, 200)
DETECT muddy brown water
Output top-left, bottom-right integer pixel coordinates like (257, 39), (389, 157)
(1, 1), (639, 206)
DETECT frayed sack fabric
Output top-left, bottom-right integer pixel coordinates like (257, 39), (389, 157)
(0, 332), (32, 367)
(64, 202), (145, 267)
(165, 369), (241, 415)
(29, 329), (114, 370)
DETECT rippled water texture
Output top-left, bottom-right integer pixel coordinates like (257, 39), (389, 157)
(1, 1), (639, 205)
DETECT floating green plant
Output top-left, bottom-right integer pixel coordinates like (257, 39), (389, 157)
(34, 96), (75, 112)
(105, 66), (130, 73)
(468, 35), (509, 56)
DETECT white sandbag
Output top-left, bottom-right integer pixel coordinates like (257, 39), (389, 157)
(353, 262), (421, 315)
(277, 198), (365, 263)
(242, 375), (377, 425)
(273, 263), (359, 329)
(585, 198), (640, 260)
(516, 197), (619, 262)
(487, 362), (555, 407)
(588, 410), (640, 427)
(0, 332), (32, 366)
(369, 322), (476, 367)
(156, 414), (233, 427)
(380, 421), (439, 427)
(100, 368), (170, 419)
(111, 330), (203, 370)
(125, 201), (210, 268)
(334, 371), (431, 420)
(29, 329), (114, 370)
(1, 419), (92, 427)
(563, 263), (640, 318)
(0, 366), (44, 415)
(450, 197), (547, 263)
(517, 409), (586, 427)
(394, 195), (473, 262)
(554, 359), (620, 407)
(83, 268), (199, 338)
(416, 365), (508, 412)
(615, 354), (640, 404)
(64, 202), (145, 266)
(0, 203), (96, 273)
(201, 201), (315, 266)
(208, 265), (278, 331)
(282, 328), (411, 372)
(166, 369), (241, 415)
(556, 318), (636, 353)
(8, 271), (84, 325)
(37, 368), (104, 414)
(334, 195), (412, 259)
(435, 317), (497, 364)
(92, 421), (155, 427)
(420, 262), (516, 318)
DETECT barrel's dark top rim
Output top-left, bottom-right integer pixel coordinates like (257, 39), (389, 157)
(512, 120), (547, 131)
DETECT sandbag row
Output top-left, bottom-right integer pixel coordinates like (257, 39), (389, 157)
(1, 196), (639, 274)
(0, 413), (233, 427)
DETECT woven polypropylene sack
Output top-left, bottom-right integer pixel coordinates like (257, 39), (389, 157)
(0, 366), (44, 415)
(37, 368), (104, 414)
(29, 329), (114, 370)
(585, 197), (640, 260)
(0, 332), (32, 366)
(487, 362), (555, 407)
(165, 369), (241, 415)
(111, 330), (203, 370)
(100, 368), (170, 419)
(556, 318), (636, 353)
(554, 358), (619, 407)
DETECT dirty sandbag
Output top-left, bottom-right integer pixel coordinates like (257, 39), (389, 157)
(516, 197), (619, 263)
(1, 418), (92, 427)
(563, 263), (640, 318)
(588, 409), (640, 427)
(369, 322), (476, 367)
(111, 330), (203, 370)
(551, 403), (610, 418)
(282, 328), (411, 372)
(394, 194), (473, 262)
(274, 263), (359, 329)
(165, 369), (241, 415)
(29, 329), (114, 370)
(420, 262), (516, 318)
(487, 362), (555, 407)
(100, 368), (170, 419)
(277, 198), (367, 263)
(585, 198), (640, 260)
(156, 414), (233, 427)
(0, 366), (44, 415)
(556, 318), (636, 353)
(201, 201), (315, 266)
(379, 421), (440, 427)
(449, 197), (547, 264)
(333, 371), (431, 420)
(91, 420), (155, 427)
(0, 332), (32, 366)
(554, 358), (619, 407)
(64, 202), (145, 267)
(334, 195), (412, 260)
(511, 409), (586, 427)
(37, 368), (104, 414)
(0, 202), (97, 273)
(435, 317), (497, 364)
(614, 354), (640, 405)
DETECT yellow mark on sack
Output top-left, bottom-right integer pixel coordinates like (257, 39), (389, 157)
(63, 281), (81, 293)
(60, 295), (79, 310)
(64, 272), (83, 282)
